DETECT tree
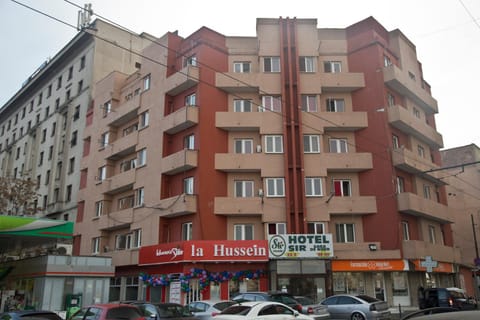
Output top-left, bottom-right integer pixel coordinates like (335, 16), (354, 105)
(0, 176), (38, 216)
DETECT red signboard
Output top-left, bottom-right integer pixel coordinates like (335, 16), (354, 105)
(139, 240), (269, 265)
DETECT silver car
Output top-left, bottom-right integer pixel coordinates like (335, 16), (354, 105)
(187, 300), (236, 320)
(320, 294), (391, 320)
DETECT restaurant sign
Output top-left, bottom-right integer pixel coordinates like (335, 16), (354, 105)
(268, 234), (334, 258)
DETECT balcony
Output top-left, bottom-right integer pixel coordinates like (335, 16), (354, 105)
(320, 153), (373, 172)
(302, 112), (368, 132)
(161, 149), (198, 175)
(383, 64), (438, 114)
(97, 208), (132, 231)
(402, 240), (461, 263)
(106, 248), (139, 267)
(387, 105), (443, 148)
(214, 197), (263, 215)
(165, 66), (199, 95)
(163, 106), (199, 134)
(327, 196), (377, 215)
(216, 111), (282, 133)
(215, 153), (284, 176)
(107, 105), (139, 128)
(397, 192), (452, 223)
(155, 194), (197, 217)
(319, 72), (365, 92)
(102, 169), (136, 195)
(215, 72), (281, 93)
(391, 147), (445, 185)
(106, 131), (138, 160)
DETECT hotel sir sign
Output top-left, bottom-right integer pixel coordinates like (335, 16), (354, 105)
(268, 234), (334, 259)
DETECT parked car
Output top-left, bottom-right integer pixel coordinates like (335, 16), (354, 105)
(401, 309), (480, 320)
(293, 296), (330, 320)
(187, 300), (236, 320)
(400, 307), (459, 320)
(231, 292), (302, 312)
(320, 294), (391, 320)
(419, 287), (477, 310)
(129, 302), (197, 320)
(214, 301), (315, 320)
(0, 310), (63, 320)
(69, 303), (145, 320)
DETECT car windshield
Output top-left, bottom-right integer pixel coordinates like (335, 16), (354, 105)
(157, 305), (192, 318)
(106, 307), (142, 320)
(213, 302), (236, 311)
(356, 295), (380, 303)
(220, 306), (251, 315)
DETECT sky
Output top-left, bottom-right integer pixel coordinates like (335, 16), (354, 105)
(1, 0), (479, 150)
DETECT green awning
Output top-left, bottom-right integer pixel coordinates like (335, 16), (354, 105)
(0, 216), (73, 238)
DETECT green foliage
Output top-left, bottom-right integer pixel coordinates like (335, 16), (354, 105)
(0, 176), (38, 215)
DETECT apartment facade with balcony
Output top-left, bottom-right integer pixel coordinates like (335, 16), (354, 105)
(76, 17), (457, 307)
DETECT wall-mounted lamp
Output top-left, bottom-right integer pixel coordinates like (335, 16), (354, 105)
(368, 243), (377, 251)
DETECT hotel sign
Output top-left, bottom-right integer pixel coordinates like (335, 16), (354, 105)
(268, 234), (334, 258)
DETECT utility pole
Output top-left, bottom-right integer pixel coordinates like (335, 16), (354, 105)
(472, 214), (480, 300)
(472, 214), (479, 259)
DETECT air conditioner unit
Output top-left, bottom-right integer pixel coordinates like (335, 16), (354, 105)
(256, 145), (262, 153)
(56, 244), (73, 255)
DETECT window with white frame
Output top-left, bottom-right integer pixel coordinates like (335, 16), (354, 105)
(392, 135), (399, 149)
(184, 134), (195, 150)
(135, 187), (144, 207)
(184, 177), (194, 194)
(139, 111), (149, 128)
(120, 158), (136, 172)
(131, 229), (142, 248)
(234, 180), (254, 197)
(428, 225), (436, 244)
(115, 234), (127, 250)
(326, 99), (345, 112)
(423, 185), (431, 199)
(301, 95), (318, 112)
(268, 223), (286, 235)
(185, 55), (197, 67)
(143, 75), (151, 91)
(324, 61), (341, 73)
(182, 222), (193, 240)
(234, 224), (254, 240)
(95, 200), (104, 217)
(98, 166), (107, 181)
(384, 55), (392, 67)
(417, 145), (425, 158)
(234, 99), (252, 112)
(336, 223), (355, 243)
(329, 138), (348, 153)
(266, 178), (285, 197)
(234, 139), (253, 154)
(263, 57), (280, 72)
(118, 195), (134, 210)
(233, 62), (251, 73)
(387, 93), (395, 107)
(265, 135), (283, 153)
(307, 222), (325, 234)
(100, 132), (109, 148)
(137, 148), (147, 166)
(185, 93), (196, 106)
(103, 100), (112, 117)
(303, 135), (320, 153)
(261, 96), (282, 112)
(333, 179), (351, 196)
(413, 107), (421, 119)
(92, 237), (101, 254)
(305, 177), (323, 197)
(299, 56), (315, 72)
(401, 221), (410, 240)
(396, 176), (405, 194)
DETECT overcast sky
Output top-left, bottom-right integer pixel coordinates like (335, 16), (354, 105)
(1, 0), (479, 150)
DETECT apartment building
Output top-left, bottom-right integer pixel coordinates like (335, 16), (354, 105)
(76, 16), (456, 307)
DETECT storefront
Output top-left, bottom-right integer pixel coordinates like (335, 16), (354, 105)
(138, 240), (269, 303)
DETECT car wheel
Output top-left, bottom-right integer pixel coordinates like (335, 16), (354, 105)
(351, 312), (365, 320)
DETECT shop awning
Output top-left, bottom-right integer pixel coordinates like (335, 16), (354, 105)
(0, 216), (73, 238)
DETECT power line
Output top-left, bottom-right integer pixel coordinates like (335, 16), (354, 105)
(459, 0), (480, 31)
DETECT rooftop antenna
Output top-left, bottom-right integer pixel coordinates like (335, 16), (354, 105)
(77, 3), (93, 31)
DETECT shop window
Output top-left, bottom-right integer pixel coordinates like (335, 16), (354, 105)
(333, 272), (365, 295)
(392, 272), (409, 297)
(229, 279), (259, 299)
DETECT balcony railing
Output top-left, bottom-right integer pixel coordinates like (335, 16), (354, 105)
(397, 192), (452, 223)
(154, 194), (197, 217)
(214, 197), (263, 215)
(402, 240), (461, 263)
(163, 106), (199, 134)
(165, 66), (199, 95)
(391, 147), (444, 184)
(161, 149), (198, 175)
(216, 111), (282, 132)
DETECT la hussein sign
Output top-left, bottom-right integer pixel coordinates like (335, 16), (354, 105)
(139, 240), (268, 265)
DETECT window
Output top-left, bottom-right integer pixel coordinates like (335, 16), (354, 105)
(308, 222), (325, 234)
(143, 75), (151, 91)
(135, 187), (145, 207)
(68, 157), (75, 174)
(36, 175), (41, 189)
(299, 56), (315, 72)
(57, 75), (62, 89)
(305, 177), (323, 197)
(47, 84), (52, 97)
(392, 135), (399, 149)
(268, 223), (286, 235)
(234, 99), (252, 112)
(234, 139), (253, 154)
(387, 93), (395, 107)
(66, 185), (72, 202)
(417, 145), (425, 158)
(185, 93), (196, 106)
(41, 129), (47, 143)
(261, 96), (281, 112)
(413, 107), (421, 119)
(184, 177), (194, 194)
(396, 176), (405, 194)
(408, 71), (416, 80)
(38, 152), (44, 166)
(266, 178), (285, 197)
(233, 61), (251, 73)
(324, 61), (341, 73)
(92, 237), (101, 254)
(103, 100), (112, 117)
(100, 132), (109, 148)
(184, 134), (195, 150)
(329, 138), (348, 153)
(139, 111), (149, 128)
(326, 99), (345, 112)
(98, 166), (107, 181)
(15, 147), (20, 160)
(78, 80), (83, 94)
(120, 158), (136, 172)
(303, 135), (320, 153)
(423, 185), (431, 199)
(384, 55), (392, 67)
(182, 222), (193, 241)
(336, 223), (355, 243)
(116, 234), (127, 250)
(71, 130), (78, 147)
(401, 221), (410, 240)
(79, 55), (86, 70)
(73, 105), (80, 121)
(137, 149), (147, 166)
(265, 135), (283, 153)
(428, 225), (436, 244)
(68, 66), (73, 80)
(234, 224), (253, 240)
(132, 229), (142, 248)
(95, 201), (104, 217)
(333, 179), (351, 196)
(301, 95), (317, 112)
(235, 180), (254, 197)
(263, 57), (280, 72)
(51, 122), (56, 136)
(118, 195), (134, 210)
(38, 93), (43, 105)
(56, 162), (62, 180)
(185, 55), (197, 66)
